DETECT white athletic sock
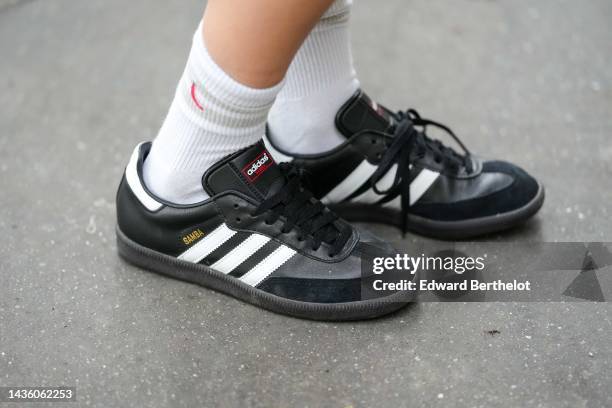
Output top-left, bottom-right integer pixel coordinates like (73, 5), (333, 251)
(143, 23), (284, 204)
(267, 0), (360, 155)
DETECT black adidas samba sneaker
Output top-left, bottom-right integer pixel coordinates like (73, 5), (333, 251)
(264, 90), (545, 239)
(116, 141), (413, 320)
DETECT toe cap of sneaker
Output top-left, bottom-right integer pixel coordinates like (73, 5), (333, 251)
(256, 230), (400, 304)
(482, 159), (540, 207)
(411, 159), (542, 221)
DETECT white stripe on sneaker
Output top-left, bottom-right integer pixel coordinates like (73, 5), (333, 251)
(126, 143), (164, 212)
(178, 223), (237, 263)
(240, 245), (296, 287)
(351, 164), (398, 204)
(211, 234), (271, 274)
(383, 169), (440, 209)
(321, 160), (378, 204)
(382, 196), (401, 210)
(409, 169), (439, 205)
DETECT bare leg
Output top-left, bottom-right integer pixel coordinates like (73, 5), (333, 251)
(203, 0), (335, 88)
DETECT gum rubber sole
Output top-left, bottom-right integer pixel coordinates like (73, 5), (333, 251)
(331, 184), (545, 240)
(116, 226), (414, 321)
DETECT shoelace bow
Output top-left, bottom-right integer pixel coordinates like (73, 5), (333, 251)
(251, 163), (351, 257)
(369, 109), (472, 235)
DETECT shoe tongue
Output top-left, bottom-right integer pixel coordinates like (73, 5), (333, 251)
(203, 140), (285, 201)
(336, 90), (395, 137)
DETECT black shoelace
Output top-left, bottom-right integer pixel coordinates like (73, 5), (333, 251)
(251, 164), (352, 257)
(370, 109), (472, 235)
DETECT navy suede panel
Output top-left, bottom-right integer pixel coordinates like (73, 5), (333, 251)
(258, 277), (362, 303)
(409, 161), (539, 221)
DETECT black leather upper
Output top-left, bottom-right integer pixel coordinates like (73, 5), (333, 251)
(116, 141), (398, 302)
(268, 90), (541, 223)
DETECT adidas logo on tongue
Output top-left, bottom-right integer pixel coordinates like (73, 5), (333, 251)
(241, 150), (274, 183)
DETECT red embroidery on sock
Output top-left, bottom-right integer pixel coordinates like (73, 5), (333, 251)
(191, 82), (204, 111)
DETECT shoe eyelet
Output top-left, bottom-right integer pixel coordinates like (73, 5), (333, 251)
(235, 217), (241, 223)
(371, 139), (377, 144)
(233, 204), (239, 209)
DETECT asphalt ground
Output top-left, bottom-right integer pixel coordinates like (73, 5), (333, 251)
(1, 0), (611, 406)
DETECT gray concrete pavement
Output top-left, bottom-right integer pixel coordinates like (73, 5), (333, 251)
(1, 0), (611, 406)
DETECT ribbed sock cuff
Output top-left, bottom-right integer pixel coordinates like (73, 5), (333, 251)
(276, 13), (358, 100)
(189, 22), (285, 109)
(323, 0), (353, 18)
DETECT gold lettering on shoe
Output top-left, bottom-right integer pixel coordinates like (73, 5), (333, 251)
(182, 229), (205, 246)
